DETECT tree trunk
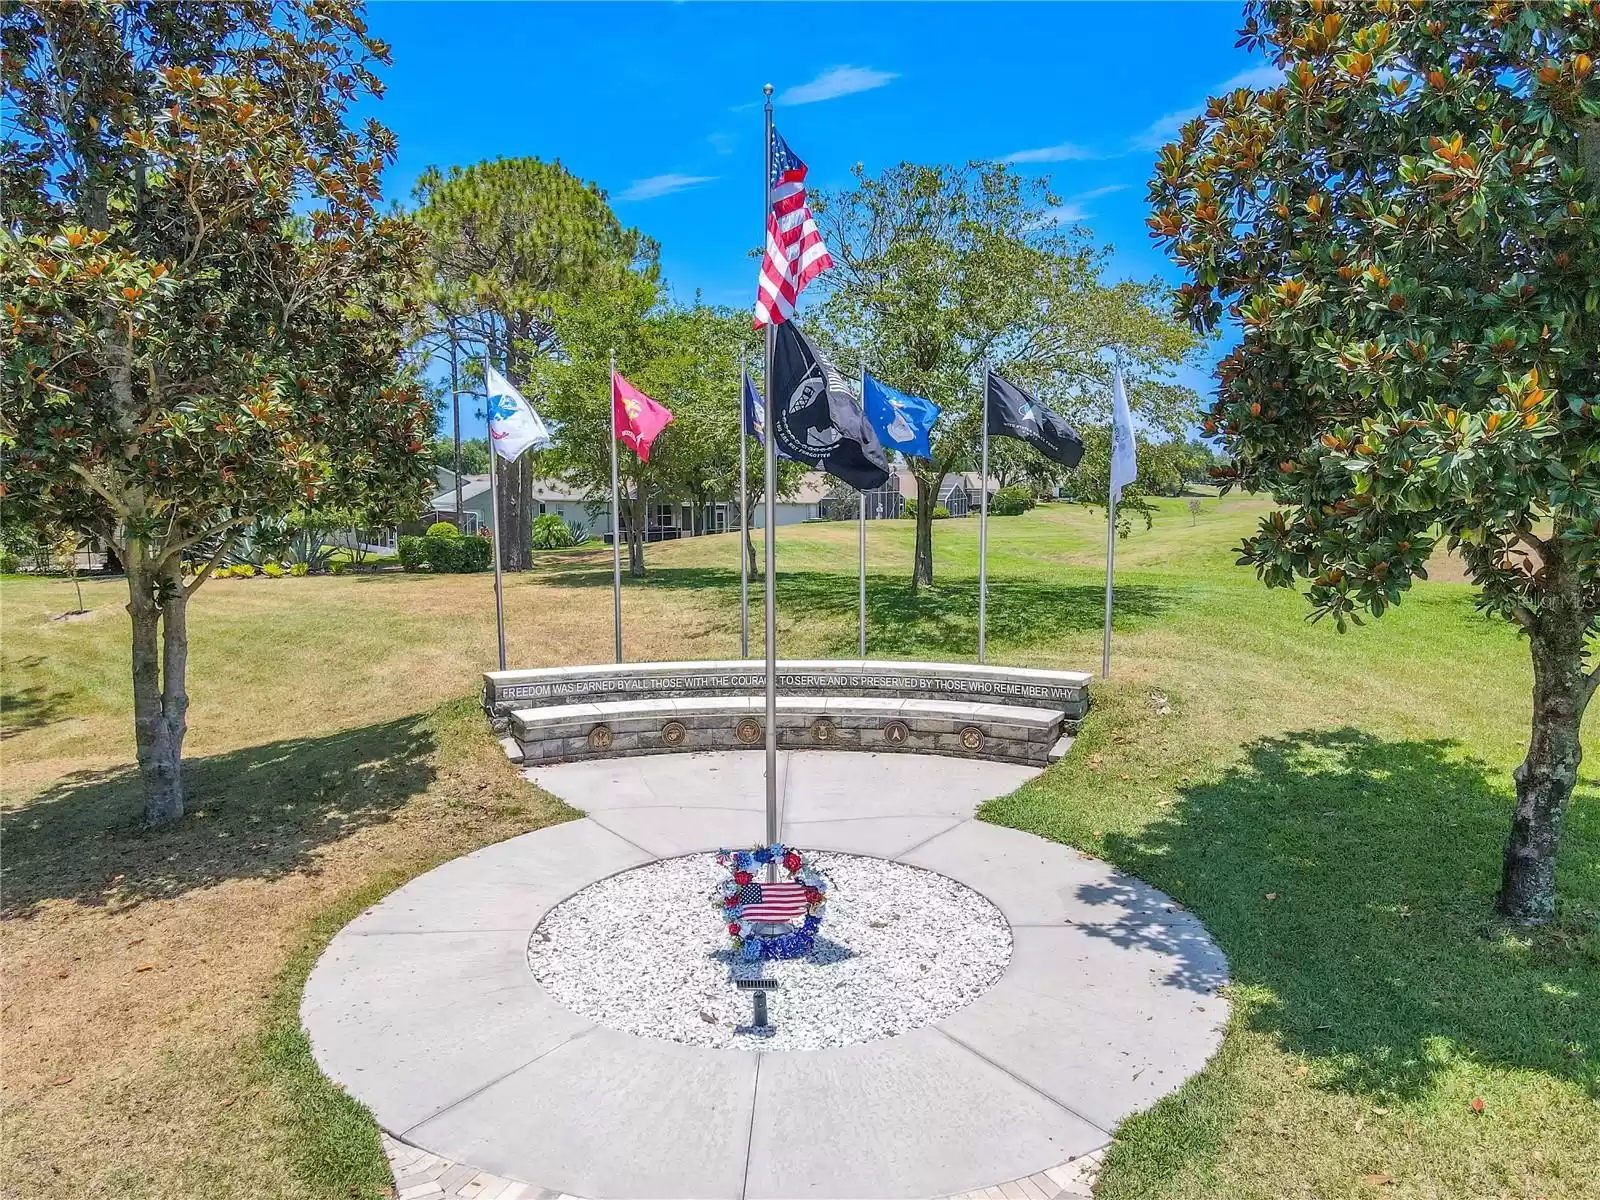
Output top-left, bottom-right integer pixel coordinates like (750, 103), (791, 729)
(911, 472), (938, 593)
(1498, 554), (1594, 924)
(127, 560), (188, 824)
(497, 326), (534, 570)
(627, 495), (646, 578)
(744, 492), (759, 579)
(497, 452), (534, 571)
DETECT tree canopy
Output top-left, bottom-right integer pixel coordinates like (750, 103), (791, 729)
(535, 279), (804, 576)
(1150, 0), (1600, 923)
(0, 1), (430, 823)
(411, 156), (657, 568)
(813, 161), (1204, 590)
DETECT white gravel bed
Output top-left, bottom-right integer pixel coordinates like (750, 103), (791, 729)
(527, 851), (1012, 1051)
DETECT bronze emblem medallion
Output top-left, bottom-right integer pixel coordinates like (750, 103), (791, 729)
(883, 720), (910, 746)
(661, 720), (687, 747)
(587, 724), (614, 751)
(735, 717), (763, 745)
(811, 717), (836, 743)
(959, 725), (985, 753)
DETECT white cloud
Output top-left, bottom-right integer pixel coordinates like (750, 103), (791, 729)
(1003, 142), (1101, 164)
(706, 132), (736, 156)
(1132, 107), (1197, 151)
(778, 65), (898, 106)
(1221, 64), (1285, 91)
(1031, 184), (1129, 228)
(616, 173), (717, 203)
(1132, 64), (1284, 151)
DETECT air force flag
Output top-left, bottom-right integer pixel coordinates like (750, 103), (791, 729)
(863, 372), (939, 459)
(485, 363), (552, 463)
(986, 371), (1085, 469)
(769, 323), (890, 490)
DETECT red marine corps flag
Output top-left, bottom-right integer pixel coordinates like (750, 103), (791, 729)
(752, 125), (833, 328)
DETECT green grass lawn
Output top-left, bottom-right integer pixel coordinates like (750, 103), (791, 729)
(2, 491), (1595, 1200)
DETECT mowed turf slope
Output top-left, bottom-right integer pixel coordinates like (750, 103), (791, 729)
(2, 491), (1595, 1200)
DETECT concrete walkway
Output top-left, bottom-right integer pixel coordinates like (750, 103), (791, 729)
(302, 752), (1229, 1200)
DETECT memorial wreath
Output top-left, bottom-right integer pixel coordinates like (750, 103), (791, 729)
(711, 843), (827, 960)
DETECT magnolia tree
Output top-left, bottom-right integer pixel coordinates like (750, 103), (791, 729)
(1151, 0), (1600, 923)
(0, 3), (432, 824)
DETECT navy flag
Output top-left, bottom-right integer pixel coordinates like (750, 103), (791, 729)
(769, 323), (891, 490)
(986, 372), (1085, 469)
(743, 371), (796, 461)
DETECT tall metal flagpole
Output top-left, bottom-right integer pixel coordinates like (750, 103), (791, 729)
(1102, 351), (1121, 679)
(485, 348), (507, 672)
(739, 348), (750, 659)
(449, 324), (463, 529)
(977, 361), (990, 664)
(609, 348), (623, 664)
(762, 84), (779, 866)
(858, 363), (868, 658)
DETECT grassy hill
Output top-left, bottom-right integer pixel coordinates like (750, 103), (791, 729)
(2, 491), (1595, 1200)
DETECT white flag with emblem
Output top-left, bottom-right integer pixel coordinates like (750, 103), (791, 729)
(1110, 360), (1137, 505)
(485, 363), (552, 463)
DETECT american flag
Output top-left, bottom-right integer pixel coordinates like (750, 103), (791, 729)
(735, 880), (811, 921)
(752, 125), (833, 329)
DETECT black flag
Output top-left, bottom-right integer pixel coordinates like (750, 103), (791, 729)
(986, 372), (1086, 469)
(769, 322), (891, 489)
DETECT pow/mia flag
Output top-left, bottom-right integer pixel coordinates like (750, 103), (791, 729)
(770, 322), (890, 490)
(986, 371), (1086, 469)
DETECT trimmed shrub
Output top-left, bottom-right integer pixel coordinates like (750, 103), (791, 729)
(425, 520), (459, 539)
(289, 562), (310, 577)
(423, 532), (490, 572)
(397, 535), (426, 571)
(422, 533), (461, 572)
(0, 551), (18, 574)
(903, 498), (916, 519)
(328, 560), (348, 575)
(262, 562), (286, 578)
(932, 505), (951, 520)
(991, 486), (1035, 516)
(457, 535), (491, 571)
(532, 513), (577, 550)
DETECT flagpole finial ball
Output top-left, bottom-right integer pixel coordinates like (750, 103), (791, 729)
(763, 83), (773, 96)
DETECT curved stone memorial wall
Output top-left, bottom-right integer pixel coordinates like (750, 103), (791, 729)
(486, 659), (1090, 768)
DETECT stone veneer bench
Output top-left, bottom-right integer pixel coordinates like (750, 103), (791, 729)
(507, 694), (1070, 766)
(487, 659), (1090, 768)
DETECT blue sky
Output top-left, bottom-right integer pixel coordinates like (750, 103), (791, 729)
(359, 2), (1271, 437)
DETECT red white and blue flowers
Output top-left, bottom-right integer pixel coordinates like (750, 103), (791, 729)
(712, 843), (827, 961)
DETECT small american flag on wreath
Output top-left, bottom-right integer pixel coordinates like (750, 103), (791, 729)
(713, 843), (828, 961)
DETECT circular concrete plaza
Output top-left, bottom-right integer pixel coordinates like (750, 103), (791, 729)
(303, 751), (1231, 1200)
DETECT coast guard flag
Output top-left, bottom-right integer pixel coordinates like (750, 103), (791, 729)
(485, 363), (552, 462)
(769, 322), (890, 490)
(1109, 360), (1138, 504)
(863, 372), (939, 460)
(753, 126), (833, 328)
(986, 372), (1085, 469)
(612, 371), (674, 462)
